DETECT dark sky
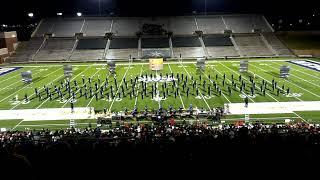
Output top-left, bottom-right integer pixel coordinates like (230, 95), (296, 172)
(0, 0), (318, 24)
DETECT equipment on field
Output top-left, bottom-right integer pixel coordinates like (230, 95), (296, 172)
(21, 71), (32, 83)
(196, 58), (206, 71)
(280, 65), (290, 78)
(63, 65), (73, 77)
(149, 58), (163, 71)
(239, 60), (249, 72)
(107, 60), (116, 74)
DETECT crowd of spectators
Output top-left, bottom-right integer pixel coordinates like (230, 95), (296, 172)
(1, 122), (320, 179)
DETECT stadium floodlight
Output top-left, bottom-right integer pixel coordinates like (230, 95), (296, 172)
(57, 12), (63, 16)
(77, 12), (82, 17)
(28, 13), (34, 17)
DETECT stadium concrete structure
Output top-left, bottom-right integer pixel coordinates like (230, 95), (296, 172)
(8, 14), (294, 62)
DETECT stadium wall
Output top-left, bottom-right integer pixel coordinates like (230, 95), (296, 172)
(0, 31), (18, 52)
(0, 48), (9, 63)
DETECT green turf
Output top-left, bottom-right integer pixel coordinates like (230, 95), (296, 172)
(294, 111), (320, 123)
(0, 58), (320, 129)
(0, 120), (22, 129)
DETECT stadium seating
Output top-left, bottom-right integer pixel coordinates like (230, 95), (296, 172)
(34, 38), (75, 61)
(196, 16), (226, 34)
(202, 34), (233, 46)
(82, 18), (112, 37)
(52, 19), (84, 37)
(112, 19), (140, 37)
(8, 37), (44, 62)
(107, 37), (139, 59)
(206, 46), (239, 57)
(171, 36), (204, 58)
(141, 37), (169, 48)
(141, 17), (170, 33)
(76, 38), (107, 49)
(233, 34), (274, 56)
(109, 37), (138, 49)
(9, 14), (295, 61)
(106, 49), (138, 60)
(33, 19), (55, 37)
(70, 50), (105, 61)
(168, 16), (197, 35)
(172, 36), (202, 47)
(262, 32), (294, 56)
(223, 15), (273, 33)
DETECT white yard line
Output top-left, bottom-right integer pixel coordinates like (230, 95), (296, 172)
(179, 60), (211, 111)
(11, 73), (65, 110)
(0, 67), (38, 84)
(38, 66), (94, 109)
(273, 61), (320, 80)
(108, 62), (132, 112)
(86, 71), (112, 108)
(0, 67), (62, 103)
(192, 64), (231, 103)
(218, 62), (257, 103)
(292, 112), (309, 124)
(222, 117), (300, 121)
(12, 119), (24, 130)
(6, 58), (298, 68)
(60, 65), (101, 109)
(250, 63), (320, 99)
(155, 70), (161, 108)
(134, 64), (144, 107)
(168, 63), (186, 109)
(0, 67), (47, 92)
(247, 65), (303, 102)
(269, 62), (320, 88)
(18, 123), (97, 127)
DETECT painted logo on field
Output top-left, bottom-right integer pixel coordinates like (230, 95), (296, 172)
(0, 67), (22, 76)
(288, 60), (320, 72)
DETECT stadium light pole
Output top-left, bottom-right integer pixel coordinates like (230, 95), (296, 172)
(28, 13), (34, 18)
(99, 0), (101, 16)
(204, 0), (207, 16)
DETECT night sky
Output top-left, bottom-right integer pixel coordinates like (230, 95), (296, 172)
(0, 0), (318, 23)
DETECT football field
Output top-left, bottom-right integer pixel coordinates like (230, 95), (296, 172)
(1, 58), (320, 130)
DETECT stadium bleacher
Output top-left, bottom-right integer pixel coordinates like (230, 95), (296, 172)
(196, 16), (226, 34)
(262, 32), (294, 56)
(51, 19), (84, 37)
(141, 37), (169, 48)
(109, 37), (138, 49)
(8, 14), (295, 62)
(223, 14), (273, 33)
(202, 34), (233, 46)
(168, 16), (197, 35)
(172, 36), (204, 58)
(112, 18), (140, 37)
(81, 18), (112, 37)
(76, 38), (107, 49)
(206, 46), (239, 57)
(233, 34), (274, 57)
(34, 38), (75, 61)
(70, 50), (105, 61)
(107, 37), (139, 59)
(9, 37), (44, 61)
